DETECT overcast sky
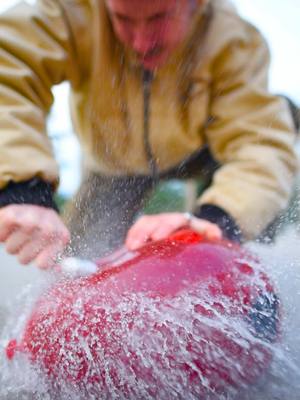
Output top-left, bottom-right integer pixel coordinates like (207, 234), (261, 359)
(1, 0), (300, 196)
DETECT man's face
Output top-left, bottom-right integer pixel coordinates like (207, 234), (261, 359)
(106, 0), (196, 70)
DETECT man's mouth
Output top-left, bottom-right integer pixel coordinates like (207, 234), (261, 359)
(137, 47), (163, 62)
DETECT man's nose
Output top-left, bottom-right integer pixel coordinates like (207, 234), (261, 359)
(131, 26), (156, 55)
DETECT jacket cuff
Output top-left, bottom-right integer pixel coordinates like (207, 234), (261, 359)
(193, 204), (243, 243)
(0, 178), (58, 212)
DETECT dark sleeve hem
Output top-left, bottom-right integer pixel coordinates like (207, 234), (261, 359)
(0, 178), (58, 212)
(193, 204), (243, 243)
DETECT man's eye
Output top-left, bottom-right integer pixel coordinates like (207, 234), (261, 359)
(148, 14), (167, 23)
(116, 15), (132, 24)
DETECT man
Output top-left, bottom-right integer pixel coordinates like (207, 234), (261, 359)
(0, 0), (297, 268)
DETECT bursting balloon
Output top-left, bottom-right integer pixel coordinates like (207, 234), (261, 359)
(6, 230), (280, 399)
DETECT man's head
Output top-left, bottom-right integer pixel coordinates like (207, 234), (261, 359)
(105, 0), (199, 70)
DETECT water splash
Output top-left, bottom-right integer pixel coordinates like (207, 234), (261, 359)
(1, 231), (300, 399)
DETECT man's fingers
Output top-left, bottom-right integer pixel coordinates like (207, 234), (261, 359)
(17, 237), (45, 265)
(5, 230), (31, 255)
(0, 209), (19, 242)
(126, 216), (158, 249)
(0, 210), (69, 269)
(0, 223), (17, 242)
(18, 236), (66, 268)
(190, 218), (222, 240)
(151, 222), (182, 241)
(126, 213), (188, 250)
(0, 205), (39, 242)
(206, 225), (222, 240)
(34, 243), (66, 270)
(0, 205), (71, 269)
(126, 213), (223, 251)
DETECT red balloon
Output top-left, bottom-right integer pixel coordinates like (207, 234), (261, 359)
(6, 230), (280, 398)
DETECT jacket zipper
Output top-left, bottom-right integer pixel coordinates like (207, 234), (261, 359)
(142, 69), (158, 185)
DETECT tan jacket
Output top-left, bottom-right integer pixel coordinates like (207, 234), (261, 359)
(0, 0), (297, 238)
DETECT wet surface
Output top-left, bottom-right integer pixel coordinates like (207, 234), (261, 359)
(0, 230), (300, 399)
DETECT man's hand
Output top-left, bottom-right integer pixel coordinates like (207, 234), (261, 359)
(0, 204), (70, 269)
(125, 212), (222, 251)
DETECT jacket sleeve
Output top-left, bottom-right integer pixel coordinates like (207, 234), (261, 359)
(0, 0), (81, 191)
(197, 25), (298, 239)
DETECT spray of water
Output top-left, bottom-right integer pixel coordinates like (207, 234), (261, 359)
(0, 247), (292, 400)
